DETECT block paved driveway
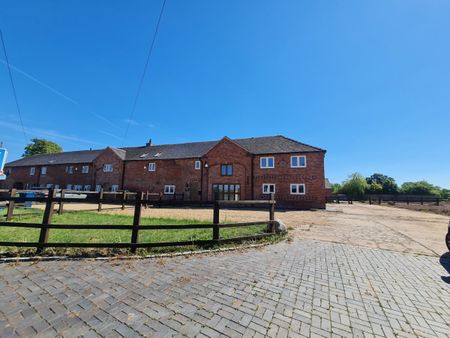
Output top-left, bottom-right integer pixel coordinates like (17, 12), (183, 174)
(1, 239), (450, 337)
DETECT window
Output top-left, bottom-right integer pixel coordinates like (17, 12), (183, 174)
(291, 156), (306, 168)
(74, 185), (82, 191)
(262, 184), (275, 194)
(41, 166), (47, 175)
(66, 166), (74, 174)
(221, 164), (233, 176)
(84, 185), (91, 191)
(82, 165), (89, 174)
(148, 162), (156, 172)
(111, 184), (119, 192)
(290, 183), (306, 195)
(46, 184), (53, 188)
(195, 160), (201, 170)
(260, 157), (275, 169)
(95, 184), (102, 192)
(212, 184), (240, 201)
(54, 184), (60, 189)
(30, 167), (35, 176)
(103, 164), (113, 172)
(164, 185), (175, 195)
(66, 184), (73, 190)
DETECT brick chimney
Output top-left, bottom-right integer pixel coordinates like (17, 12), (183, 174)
(145, 139), (152, 147)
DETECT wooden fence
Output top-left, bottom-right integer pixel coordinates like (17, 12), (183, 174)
(327, 194), (447, 206)
(0, 188), (280, 254)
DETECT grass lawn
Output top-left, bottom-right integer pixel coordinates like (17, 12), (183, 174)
(0, 207), (275, 256)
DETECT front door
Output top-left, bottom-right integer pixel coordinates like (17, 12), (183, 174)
(212, 184), (240, 200)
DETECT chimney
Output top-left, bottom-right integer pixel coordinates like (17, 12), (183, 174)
(145, 139), (152, 147)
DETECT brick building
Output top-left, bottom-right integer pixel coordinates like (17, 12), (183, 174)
(1, 136), (327, 209)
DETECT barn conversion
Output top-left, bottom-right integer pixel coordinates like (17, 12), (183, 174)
(1, 136), (327, 209)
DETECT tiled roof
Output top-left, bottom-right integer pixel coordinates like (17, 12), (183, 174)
(6, 149), (103, 167)
(6, 136), (325, 166)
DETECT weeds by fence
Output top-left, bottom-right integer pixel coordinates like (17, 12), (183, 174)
(0, 188), (281, 254)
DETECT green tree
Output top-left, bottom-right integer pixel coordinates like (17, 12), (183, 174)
(367, 182), (383, 194)
(23, 139), (63, 157)
(366, 173), (399, 194)
(331, 183), (342, 194)
(441, 189), (450, 199)
(400, 181), (441, 196)
(341, 173), (368, 199)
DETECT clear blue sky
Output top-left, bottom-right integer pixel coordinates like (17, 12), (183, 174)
(1, 1), (449, 187)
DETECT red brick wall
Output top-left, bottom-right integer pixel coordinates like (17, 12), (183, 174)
(202, 139), (253, 200)
(1, 164), (94, 189)
(92, 148), (124, 191)
(123, 158), (202, 199)
(253, 152), (326, 209)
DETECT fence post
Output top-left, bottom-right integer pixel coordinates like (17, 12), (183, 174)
(145, 191), (149, 209)
(369, 196), (372, 205)
(130, 192), (143, 254)
(436, 198), (440, 206)
(36, 188), (56, 254)
(406, 197), (409, 205)
(58, 189), (65, 215)
(98, 188), (104, 212)
(269, 194), (275, 221)
(378, 197), (381, 205)
(121, 190), (127, 210)
(420, 196), (423, 205)
(213, 201), (220, 242)
(6, 188), (16, 221)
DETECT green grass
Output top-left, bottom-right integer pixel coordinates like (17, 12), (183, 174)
(0, 207), (275, 256)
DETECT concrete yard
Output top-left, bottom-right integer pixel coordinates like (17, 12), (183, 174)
(1, 203), (449, 337)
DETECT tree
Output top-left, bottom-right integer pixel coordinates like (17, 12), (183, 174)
(366, 173), (399, 194)
(441, 189), (450, 199)
(331, 183), (342, 194)
(23, 139), (63, 157)
(340, 173), (368, 199)
(367, 182), (383, 194)
(400, 181), (441, 196)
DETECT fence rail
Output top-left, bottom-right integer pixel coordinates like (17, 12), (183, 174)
(327, 194), (448, 206)
(0, 188), (280, 254)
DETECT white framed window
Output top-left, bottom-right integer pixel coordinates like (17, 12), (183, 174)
(82, 165), (89, 174)
(41, 166), (47, 175)
(260, 157), (275, 169)
(46, 183), (53, 188)
(103, 164), (113, 172)
(66, 166), (74, 174)
(291, 155), (306, 168)
(84, 185), (91, 191)
(95, 184), (102, 192)
(148, 162), (156, 172)
(74, 185), (82, 191)
(66, 184), (73, 190)
(164, 185), (175, 195)
(111, 184), (119, 192)
(30, 167), (36, 176)
(54, 184), (60, 189)
(195, 160), (201, 170)
(262, 183), (276, 194)
(290, 183), (306, 195)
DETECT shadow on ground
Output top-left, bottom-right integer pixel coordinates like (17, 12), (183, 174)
(440, 251), (450, 283)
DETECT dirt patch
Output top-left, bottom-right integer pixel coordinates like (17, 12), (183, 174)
(35, 202), (449, 256)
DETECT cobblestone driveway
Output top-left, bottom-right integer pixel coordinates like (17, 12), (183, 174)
(1, 239), (450, 337)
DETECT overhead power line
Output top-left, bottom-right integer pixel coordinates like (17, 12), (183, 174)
(123, 0), (167, 144)
(0, 29), (28, 142)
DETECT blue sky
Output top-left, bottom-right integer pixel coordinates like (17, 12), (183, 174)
(1, 0), (449, 187)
